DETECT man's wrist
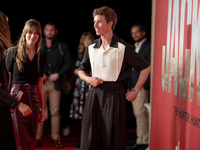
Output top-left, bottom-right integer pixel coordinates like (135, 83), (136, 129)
(132, 88), (139, 95)
(86, 76), (91, 84)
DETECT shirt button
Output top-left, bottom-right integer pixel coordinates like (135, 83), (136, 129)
(48, 49), (51, 52)
(48, 64), (51, 67)
(48, 71), (51, 74)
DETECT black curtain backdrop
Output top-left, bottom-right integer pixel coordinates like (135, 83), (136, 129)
(1, 0), (152, 60)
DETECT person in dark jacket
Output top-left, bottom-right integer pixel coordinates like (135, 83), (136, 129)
(36, 22), (72, 148)
(0, 11), (32, 150)
(128, 23), (151, 150)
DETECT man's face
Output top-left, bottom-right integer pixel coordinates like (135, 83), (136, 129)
(131, 26), (146, 42)
(43, 24), (58, 39)
(93, 15), (112, 36)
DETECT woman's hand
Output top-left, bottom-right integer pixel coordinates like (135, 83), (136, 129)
(18, 102), (32, 116)
(48, 73), (59, 82)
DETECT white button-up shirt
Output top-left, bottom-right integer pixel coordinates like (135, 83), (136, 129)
(88, 43), (125, 81)
(79, 34), (149, 84)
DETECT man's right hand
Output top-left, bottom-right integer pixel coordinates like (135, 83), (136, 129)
(88, 77), (104, 87)
(18, 102), (32, 116)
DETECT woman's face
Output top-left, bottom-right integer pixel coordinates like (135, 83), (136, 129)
(25, 28), (39, 47)
(83, 36), (93, 47)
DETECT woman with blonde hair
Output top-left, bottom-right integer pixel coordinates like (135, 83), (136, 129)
(5, 19), (46, 150)
(69, 32), (95, 149)
(70, 32), (95, 120)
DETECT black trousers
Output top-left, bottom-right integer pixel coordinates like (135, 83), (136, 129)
(0, 106), (17, 150)
(80, 82), (126, 150)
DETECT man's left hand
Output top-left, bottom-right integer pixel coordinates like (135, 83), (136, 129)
(125, 91), (138, 102)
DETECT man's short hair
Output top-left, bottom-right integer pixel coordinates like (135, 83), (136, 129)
(93, 6), (118, 31)
(131, 23), (146, 32)
(45, 22), (57, 29)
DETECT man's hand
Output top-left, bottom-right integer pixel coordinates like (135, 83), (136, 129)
(18, 102), (32, 116)
(43, 74), (48, 80)
(39, 108), (45, 123)
(74, 69), (79, 76)
(88, 77), (104, 87)
(48, 73), (59, 82)
(125, 91), (138, 102)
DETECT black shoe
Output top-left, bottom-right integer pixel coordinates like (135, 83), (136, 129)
(35, 140), (42, 148)
(52, 139), (63, 148)
(130, 144), (148, 150)
(75, 139), (81, 148)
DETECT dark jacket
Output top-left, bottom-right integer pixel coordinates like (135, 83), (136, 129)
(130, 39), (151, 90)
(41, 39), (72, 91)
(0, 49), (18, 150)
(0, 50), (19, 109)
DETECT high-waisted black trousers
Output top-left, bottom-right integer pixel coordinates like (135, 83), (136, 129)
(10, 83), (40, 150)
(80, 82), (126, 150)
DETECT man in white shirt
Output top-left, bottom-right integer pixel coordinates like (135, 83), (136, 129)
(78, 6), (151, 150)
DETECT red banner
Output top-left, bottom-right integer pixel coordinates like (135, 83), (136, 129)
(150, 0), (200, 149)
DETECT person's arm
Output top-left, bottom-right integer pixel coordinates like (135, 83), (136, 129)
(37, 77), (45, 122)
(7, 71), (33, 116)
(0, 86), (20, 109)
(57, 44), (72, 77)
(126, 66), (151, 101)
(0, 81), (32, 116)
(49, 44), (72, 82)
(124, 44), (151, 101)
(77, 44), (104, 87)
(3, 50), (32, 115)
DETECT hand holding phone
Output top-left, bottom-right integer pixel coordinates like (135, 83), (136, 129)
(15, 91), (23, 101)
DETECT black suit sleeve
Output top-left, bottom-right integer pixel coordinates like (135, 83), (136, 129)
(125, 44), (149, 73)
(78, 46), (91, 74)
(0, 52), (19, 109)
(142, 42), (151, 90)
(0, 87), (19, 109)
(57, 43), (72, 77)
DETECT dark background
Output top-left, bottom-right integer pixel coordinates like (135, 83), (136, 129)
(1, 0), (152, 60)
(1, 0), (152, 142)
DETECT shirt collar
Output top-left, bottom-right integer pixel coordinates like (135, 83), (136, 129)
(134, 38), (147, 49)
(93, 34), (119, 49)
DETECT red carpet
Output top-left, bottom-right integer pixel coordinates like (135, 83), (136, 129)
(34, 121), (136, 150)
(35, 123), (81, 150)
(35, 136), (79, 150)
